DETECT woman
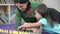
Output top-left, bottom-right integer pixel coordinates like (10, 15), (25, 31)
(14, 0), (40, 30)
(18, 4), (60, 34)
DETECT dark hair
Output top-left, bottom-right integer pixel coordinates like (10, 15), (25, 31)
(36, 4), (47, 17)
(36, 4), (60, 27)
(48, 8), (60, 24)
(14, 0), (31, 12)
(14, 0), (29, 4)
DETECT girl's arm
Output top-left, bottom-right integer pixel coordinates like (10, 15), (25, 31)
(23, 22), (42, 28)
(18, 22), (42, 30)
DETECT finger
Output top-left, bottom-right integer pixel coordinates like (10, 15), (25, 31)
(18, 26), (23, 31)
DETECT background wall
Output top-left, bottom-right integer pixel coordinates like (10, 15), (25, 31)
(43, 0), (60, 12)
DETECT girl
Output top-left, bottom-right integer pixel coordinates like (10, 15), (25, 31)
(18, 4), (60, 34)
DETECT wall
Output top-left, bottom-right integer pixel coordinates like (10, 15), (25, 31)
(43, 0), (60, 12)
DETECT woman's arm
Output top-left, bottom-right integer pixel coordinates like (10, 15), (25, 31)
(14, 9), (22, 30)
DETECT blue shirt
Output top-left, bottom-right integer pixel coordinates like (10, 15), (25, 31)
(39, 18), (60, 34)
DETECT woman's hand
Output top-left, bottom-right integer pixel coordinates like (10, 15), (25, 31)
(18, 23), (28, 31)
(18, 25), (23, 31)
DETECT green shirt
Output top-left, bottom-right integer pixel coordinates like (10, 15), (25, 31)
(14, 1), (39, 30)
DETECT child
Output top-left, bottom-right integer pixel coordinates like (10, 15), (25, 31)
(18, 4), (60, 34)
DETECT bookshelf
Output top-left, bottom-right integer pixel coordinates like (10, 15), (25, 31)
(0, 0), (15, 24)
(0, 6), (9, 24)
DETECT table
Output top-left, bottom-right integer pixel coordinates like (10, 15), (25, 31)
(0, 24), (49, 34)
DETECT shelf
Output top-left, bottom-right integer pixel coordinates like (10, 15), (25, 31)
(0, 4), (15, 6)
(0, 6), (9, 24)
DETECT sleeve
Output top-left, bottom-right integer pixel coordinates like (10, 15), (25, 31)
(31, 1), (40, 10)
(38, 18), (48, 26)
(14, 9), (22, 30)
(31, 1), (40, 16)
(32, 2), (40, 7)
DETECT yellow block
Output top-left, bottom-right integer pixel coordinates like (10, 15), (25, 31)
(0, 29), (29, 34)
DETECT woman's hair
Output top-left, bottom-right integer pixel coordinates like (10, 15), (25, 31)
(14, 0), (29, 4)
(14, 0), (31, 12)
(36, 4), (60, 27)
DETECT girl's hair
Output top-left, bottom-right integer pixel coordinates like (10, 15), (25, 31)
(47, 8), (60, 24)
(36, 4), (60, 27)
(14, 0), (31, 12)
